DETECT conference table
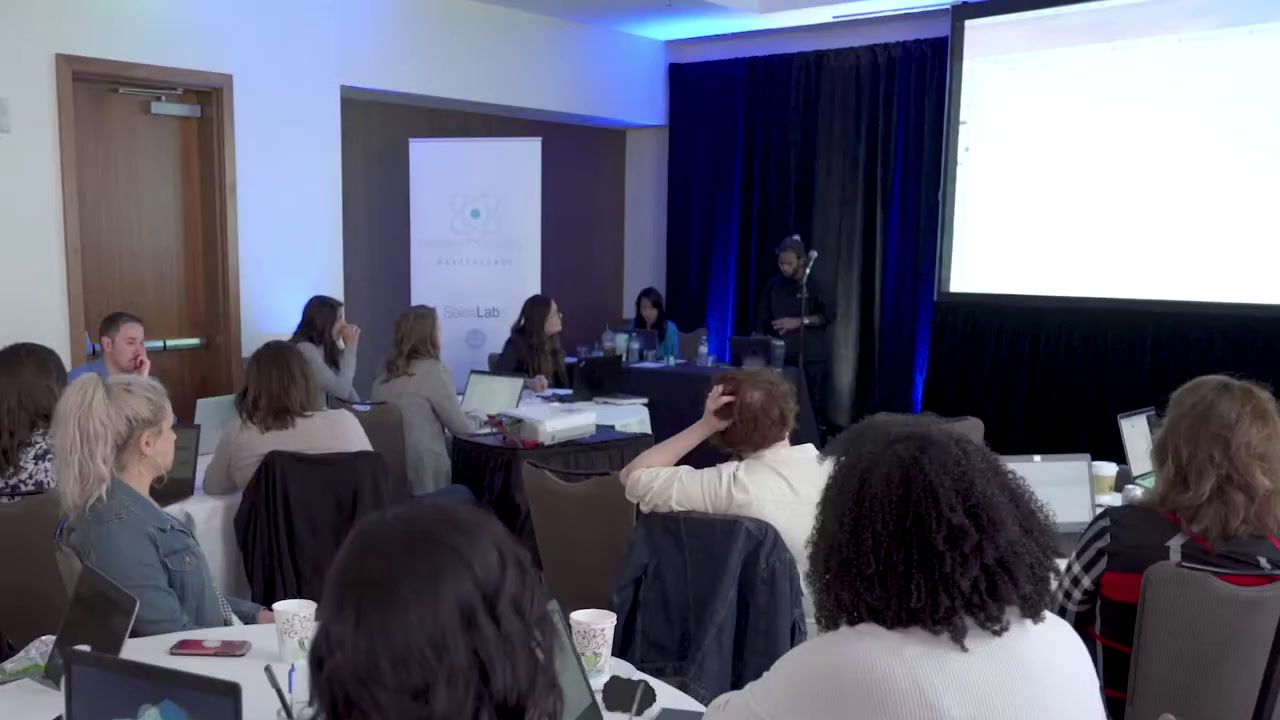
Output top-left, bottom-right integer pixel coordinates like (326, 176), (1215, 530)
(0, 624), (706, 719)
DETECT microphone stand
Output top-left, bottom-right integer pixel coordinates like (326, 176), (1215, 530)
(798, 262), (811, 376)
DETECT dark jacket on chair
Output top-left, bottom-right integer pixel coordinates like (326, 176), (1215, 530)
(610, 512), (807, 705)
(234, 451), (391, 605)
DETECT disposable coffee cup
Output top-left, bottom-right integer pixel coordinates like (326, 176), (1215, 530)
(569, 609), (617, 682)
(1091, 461), (1119, 496)
(272, 599), (318, 663)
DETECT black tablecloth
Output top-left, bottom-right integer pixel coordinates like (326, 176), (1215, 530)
(452, 427), (652, 542)
(614, 365), (820, 468)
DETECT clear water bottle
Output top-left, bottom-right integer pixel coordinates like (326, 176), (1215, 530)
(627, 335), (642, 364)
(601, 326), (616, 356)
(696, 337), (709, 367)
(770, 338), (786, 368)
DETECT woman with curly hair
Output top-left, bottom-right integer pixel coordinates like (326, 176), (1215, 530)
(704, 413), (1104, 720)
(310, 502), (562, 720)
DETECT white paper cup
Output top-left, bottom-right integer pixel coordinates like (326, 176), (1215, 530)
(1091, 460), (1119, 496)
(569, 609), (617, 682)
(272, 599), (317, 663)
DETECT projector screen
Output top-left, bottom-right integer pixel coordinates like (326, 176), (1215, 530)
(939, 0), (1280, 306)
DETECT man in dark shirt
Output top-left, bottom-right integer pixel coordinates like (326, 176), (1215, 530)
(757, 236), (829, 426)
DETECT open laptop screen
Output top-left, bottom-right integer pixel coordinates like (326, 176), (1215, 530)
(1118, 408), (1158, 478)
(1002, 454), (1095, 532)
(63, 648), (241, 720)
(461, 371), (525, 415)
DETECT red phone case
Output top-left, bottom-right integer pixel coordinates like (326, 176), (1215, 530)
(169, 639), (252, 657)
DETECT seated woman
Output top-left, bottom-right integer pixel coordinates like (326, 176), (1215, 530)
(203, 341), (372, 495)
(372, 306), (480, 496)
(53, 375), (270, 636)
(310, 502), (562, 719)
(0, 343), (66, 501)
(1057, 374), (1280, 719)
(705, 414), (1104, 719)
(620, 369), (826, 592)
(290, 294), (360, 408)
(632, 287), (680, 359)
(494, 294), (568, 392)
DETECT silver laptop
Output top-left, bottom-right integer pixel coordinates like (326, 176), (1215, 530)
(193, 394), (236, 455)
(1118, 407), (1158, 484)
(1002, 454), (1096, 534)
(461, 371), (525, 416)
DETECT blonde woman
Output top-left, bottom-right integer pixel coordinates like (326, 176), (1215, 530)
(371, 305), (480, 496)
(53, 374), (270, 636)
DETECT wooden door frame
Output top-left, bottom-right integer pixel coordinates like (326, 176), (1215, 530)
(55, 54), (241, 384)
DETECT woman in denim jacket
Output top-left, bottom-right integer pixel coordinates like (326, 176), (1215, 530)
(53, 374), (270, 636)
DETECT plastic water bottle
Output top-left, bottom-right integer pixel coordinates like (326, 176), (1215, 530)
(696, 337), (709, 367)
(770, 338), (786, 369)
(601, 326), (615, 356)
(627, 335), (642, 364)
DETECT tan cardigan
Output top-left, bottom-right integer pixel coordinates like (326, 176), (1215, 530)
(202, 410), (372, 495)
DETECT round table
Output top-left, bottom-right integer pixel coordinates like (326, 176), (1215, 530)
(121, 624), (704, 719)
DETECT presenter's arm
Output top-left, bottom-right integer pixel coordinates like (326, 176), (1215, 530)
(803, 282), (829, 328)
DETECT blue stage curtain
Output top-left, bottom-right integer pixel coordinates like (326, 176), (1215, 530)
(665, 38), (948, 425)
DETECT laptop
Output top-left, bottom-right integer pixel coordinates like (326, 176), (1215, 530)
(150, 424), (200, 507)
(42, 564), (140, 689)
(461, 371), (526, 416)
(193, 394), (236, 455)
(548, 599), (605, 720)
(568, 355), (646, 405)
(1118, 407), (1160, 486)
(62, 647), (241, 720)
(1002, 454), (1095, 556)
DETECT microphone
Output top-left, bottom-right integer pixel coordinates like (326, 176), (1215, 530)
(802, 249), (818, 284)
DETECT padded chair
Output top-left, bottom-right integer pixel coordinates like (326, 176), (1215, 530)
(0, 492), (78, 650)
(522, 462), (635, 612)
(678, 328), (707, 362)
(488, 353), (501, 371)
(342, 401), (410, 502)
(1126, 561), (1280, 720)
(938, 415), (985, 444)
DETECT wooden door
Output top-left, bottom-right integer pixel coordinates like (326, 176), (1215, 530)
(59, 58), (240, 422)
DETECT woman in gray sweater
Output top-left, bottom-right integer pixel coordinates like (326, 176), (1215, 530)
(372, 306), (479, 495)
(290, 295), (360, 408)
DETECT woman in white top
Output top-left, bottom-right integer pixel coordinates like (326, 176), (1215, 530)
(204, 341), (372, 495)
(620, 369), (827, 594)
(290, 295), (361, 409)
(704, 414), (1105, 720)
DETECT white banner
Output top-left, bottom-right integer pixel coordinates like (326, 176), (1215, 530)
(408, 138), (542, 390)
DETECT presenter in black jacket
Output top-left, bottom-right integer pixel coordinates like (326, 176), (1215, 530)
(757, 235), (829, 427)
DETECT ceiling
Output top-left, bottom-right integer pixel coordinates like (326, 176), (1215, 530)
(473, 0), (959, 41)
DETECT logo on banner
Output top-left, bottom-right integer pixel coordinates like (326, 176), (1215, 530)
(466, 329), (487, 350)
(451, 195), (500, 237)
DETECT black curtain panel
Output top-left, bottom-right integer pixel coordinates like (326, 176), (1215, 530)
(924, 301), (1280, 460)
(666, 38), (949, 426)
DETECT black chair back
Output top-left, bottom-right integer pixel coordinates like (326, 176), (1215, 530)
(611, 511), (806, 704)
(0, 492), (76, 649)
(234, 451), (391, 605)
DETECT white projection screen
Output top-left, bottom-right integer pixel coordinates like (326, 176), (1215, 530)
(938, 0), (1280, 306)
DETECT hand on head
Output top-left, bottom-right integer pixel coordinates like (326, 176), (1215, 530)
(700, 384), (735, 432)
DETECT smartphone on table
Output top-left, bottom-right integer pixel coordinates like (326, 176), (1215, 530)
(169, 639), (252, 657)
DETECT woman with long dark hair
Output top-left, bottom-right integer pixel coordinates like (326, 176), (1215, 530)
(290, 295), (360, 408)
(632, 287), (680, 359)
(372, 306), (479, 495)
(494, 294), (568, 392)
(705, 414), (1103, 719)
(0, 343), (67, 501)
(310, 502), (563, 719)
(203, 341), (371, 495)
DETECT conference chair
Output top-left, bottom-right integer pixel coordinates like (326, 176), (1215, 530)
(611, 512), (807, 704)
(0, 491), (78, 650)
(235, 451), (392, 605)
(522, 462), (636, 612)
(1126, 561), (1280, 720)
(678, 328), (707, 362)
(339, 400), (410, 502)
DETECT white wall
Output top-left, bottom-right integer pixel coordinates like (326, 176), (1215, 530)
(622, 126), (669, 317)
(667, 9), (948, 63)
(0, 0), (667, 360)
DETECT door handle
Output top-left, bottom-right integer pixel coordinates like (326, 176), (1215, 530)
(142, 337), (206, 353)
